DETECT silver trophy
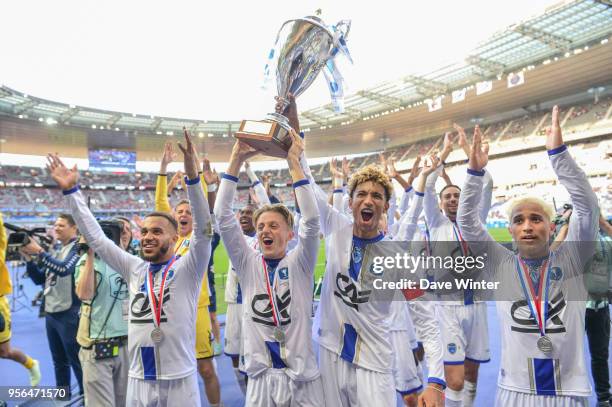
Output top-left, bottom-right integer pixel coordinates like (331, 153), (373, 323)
(236, 15), (351, 158)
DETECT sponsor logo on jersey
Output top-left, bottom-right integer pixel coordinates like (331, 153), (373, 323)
(510, 291), (567, 334)
(130, 286), (171, 323)
(334, 273), (372, 310)
(251, 290), (292, 327)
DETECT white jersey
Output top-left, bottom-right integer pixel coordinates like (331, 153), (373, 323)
(424, 167), (493, 304)
(312, 181), (446, 385)
(457, 146), (599, 397)
(225, 233), (258, 304)
(66, 179), (211, 380)
(215, 175), (320, 381)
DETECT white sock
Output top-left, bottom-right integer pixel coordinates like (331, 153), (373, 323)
(233, 367), (247, 395)
(463, 381), (476, 407)
(445, 387), (463, 407)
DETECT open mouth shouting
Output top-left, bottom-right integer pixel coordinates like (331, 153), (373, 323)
(262, 236), (274, 248)
(360, 208), (374, 223)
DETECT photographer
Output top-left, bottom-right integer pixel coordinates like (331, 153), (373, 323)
(21, 214), (83, 398)
(0, 213), (41, 386)
(75, 218), (130, 407)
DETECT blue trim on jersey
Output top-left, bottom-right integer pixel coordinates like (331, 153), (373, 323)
(265, 341), (287, 369)
(292, 179), (310, 189)
(405, 186), (413, 193)
(251, 180), (261, 187)
(464, 288), (474, 305)
(353, 233), (385, 245)
(340, 323), (358, 363)
(397, 385), (423, 396)
(62, 186), (79, 195)
(222, 173), (239, 183)
(465, 356), (491, 364)
(224, 352), (240, 357)
(185, 176), (200, 185)
(428, 377), (447, 388)
(444, 360), (464, 365)
(467, 168), (485, 177)
(333, 188), (343, 194)
(236, 282), (242, 304)
(415, 191), (424, 197)
(141, 347), (157, 380)
(547, 144), (567, 156)
(534, 358), (556, 395)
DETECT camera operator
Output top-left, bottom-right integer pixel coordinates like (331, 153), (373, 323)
(21, 213), (83, 398)
(75, 218), (131, 407)
(0, 213), (41, 386)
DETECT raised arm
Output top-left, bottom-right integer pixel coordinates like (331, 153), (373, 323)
(395, 156), (421, 215)
(47, 155), (142, 281)
(478, 169), (493, 224)
(287, 130), (320, 273)
(214, 140), (260, 279)
(245, 161), (271, 206)
(546, 106), (599, 255)
(422, 155), (446, 229)
(457, 126), (507, 257)
(176, 129), (212, 283)
(155, 142), (176, 213)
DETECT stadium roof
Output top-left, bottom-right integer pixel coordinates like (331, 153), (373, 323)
(0, 0), (611, 159)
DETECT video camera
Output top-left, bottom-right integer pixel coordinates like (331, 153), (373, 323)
(76, 219), (124, 254)
(553, 203), (573, 226)
(4, 223), (54, 262)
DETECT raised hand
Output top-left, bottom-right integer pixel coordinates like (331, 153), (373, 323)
(202, 158), (217, 185)
(546, 105), (563, 150)
(168, 171), (183, 191)
(341, 157), (351, 179)
(177, 128), (198, 180)
(387, 158), (399, 179)
(454, 123), (471, 158)
(286, 128), (304, 164)
(468, 125), (489, 171)
(160, 141), (176, 174)
(407, 155), (422, 183)
(329, 157), (342, 178)
(422, 154), (441, 177)
(46, 153), (79, 191)
(443, 131), (456, 151)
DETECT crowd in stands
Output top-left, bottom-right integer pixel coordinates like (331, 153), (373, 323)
(1, 96), (610, 222)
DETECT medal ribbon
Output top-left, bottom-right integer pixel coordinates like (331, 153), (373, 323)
(147, 256), (177, 329)
(515, 254), (553, 337)
(451, 223), (469, 256)
(262, 257), (281, 328)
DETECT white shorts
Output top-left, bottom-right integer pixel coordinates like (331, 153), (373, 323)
(390, 330), (422, 395)
(436, 302), (490, 364)
(224, 302), (242, 357)
(245, 370), (325, 407)
(319, 346), (395, 407)
(126, 373), (199, 407)
(495, 387), (588, 407)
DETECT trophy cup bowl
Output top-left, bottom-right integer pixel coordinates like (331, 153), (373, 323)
(236, 16), (342, 158)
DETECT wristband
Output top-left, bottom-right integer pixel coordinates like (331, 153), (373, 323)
(207, 183), (218, 193)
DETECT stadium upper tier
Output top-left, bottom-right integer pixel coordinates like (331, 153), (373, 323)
(1, 0), (611, 160)
(1, 93), (610, 221)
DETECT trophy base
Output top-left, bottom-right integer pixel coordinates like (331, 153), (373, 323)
(235, 114), (292, 158)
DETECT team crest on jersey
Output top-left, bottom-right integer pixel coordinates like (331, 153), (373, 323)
(278, 267), (289, 280)
(352, 246), (363, 264)
(549, 267), (563, 281)
(447, 343), (457, 354)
